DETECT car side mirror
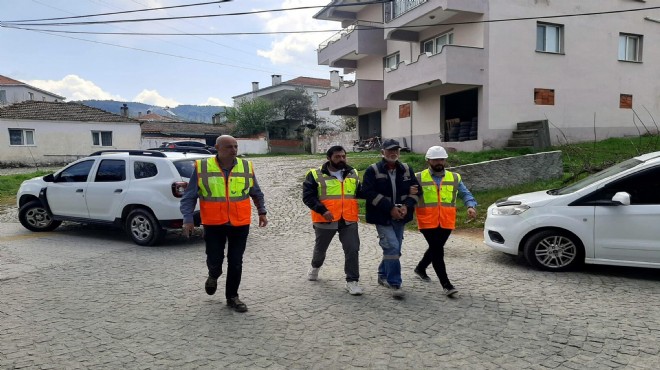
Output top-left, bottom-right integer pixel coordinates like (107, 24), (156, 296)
(43, 174), (55, 182)
(611, 192), (631, 206)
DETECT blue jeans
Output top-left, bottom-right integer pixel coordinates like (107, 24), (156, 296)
(376, 221), (405, 288)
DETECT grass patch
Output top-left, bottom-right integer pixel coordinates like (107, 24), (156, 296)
(0, 171), (49, 204)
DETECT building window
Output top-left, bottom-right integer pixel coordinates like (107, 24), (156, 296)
(383, 53), (400, 70)
(422, 32), (454, 55)
(28, 92), (34, 100)
(8, 128), (35, 146)
(0, 90), (6, 104)
(620, 94), (633, 109)
(536, 22), (563, 53)
(619, 33), (642, 62)
(92, 131), (113, 146)
(534, 88), (555, 105)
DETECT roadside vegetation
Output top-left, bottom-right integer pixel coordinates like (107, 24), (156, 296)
(0, 171), (49, 205)
(2, 135), (658, 229)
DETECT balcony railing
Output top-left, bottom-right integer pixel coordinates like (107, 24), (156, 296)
(384, 0), (428, 23)
(318, 21), (382, 51)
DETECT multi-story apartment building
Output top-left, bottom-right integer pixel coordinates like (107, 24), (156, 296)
(314, 0), (660, 152)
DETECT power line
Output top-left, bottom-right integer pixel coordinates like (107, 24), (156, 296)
(3, 4), (659, 32)
(11, 28), (311, 77)
(0, 1), (390, 27)
(5, 0), (233, 23)
(3, 5), (660, 36)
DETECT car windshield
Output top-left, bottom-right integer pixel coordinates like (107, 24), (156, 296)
(174, 159), (196, 179)
(553, 158), (643, 195)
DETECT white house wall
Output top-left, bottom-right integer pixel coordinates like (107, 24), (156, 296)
(1, 119), (141, 165)
(0, 86), (63, 105)
(483, 0), (660, 148)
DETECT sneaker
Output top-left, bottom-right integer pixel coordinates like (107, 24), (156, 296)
(377, 276), (390, 288)
(205, 276), (217, 295)
(391, 286), (405, 299)
(444, 286), (459, 297)
(345, 281), (363, 296)
(307, 267), (320, 281)
(414, 268), (431, 282)
(227, 297), (248, 313)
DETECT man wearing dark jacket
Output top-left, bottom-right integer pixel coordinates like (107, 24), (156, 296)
(302, 146), (363, 295)
(361, 139), (420, 299)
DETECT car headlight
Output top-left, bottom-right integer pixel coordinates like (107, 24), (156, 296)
(491, 204), (530, 216)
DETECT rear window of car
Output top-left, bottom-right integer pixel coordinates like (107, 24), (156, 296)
(174, 160), (196, 178)
(134, 161), (158, 179)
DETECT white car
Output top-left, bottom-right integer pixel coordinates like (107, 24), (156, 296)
(484, 151), (660, 271)
(16, 149), (211, 246)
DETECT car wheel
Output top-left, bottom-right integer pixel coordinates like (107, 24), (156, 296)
(18, 200), (62, 232)
(523, 230), (584, 271)
(125, 208), (163, 246)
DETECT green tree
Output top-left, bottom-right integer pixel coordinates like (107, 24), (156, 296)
(223, 98), (276, 137)
(275, 88), (315, 122)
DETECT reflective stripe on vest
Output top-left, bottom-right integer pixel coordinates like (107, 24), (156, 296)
(196, 157), (254, 226)
(415, 169), (460, 230)
(369, 162), (411, 207)
(309, 167), (359, 223)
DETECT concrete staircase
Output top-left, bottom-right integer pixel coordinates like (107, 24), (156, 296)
(505, 120), (551, 150)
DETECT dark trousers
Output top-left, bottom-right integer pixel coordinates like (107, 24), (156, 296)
(417, 227), (453, 289)
(312, 221), (360, 282)
(203, 224), (250, 299)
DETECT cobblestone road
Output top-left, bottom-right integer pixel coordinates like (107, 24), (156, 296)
(1, 156), (660, 369)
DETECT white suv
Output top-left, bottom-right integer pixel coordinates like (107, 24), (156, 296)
(16, 149), (211, 246)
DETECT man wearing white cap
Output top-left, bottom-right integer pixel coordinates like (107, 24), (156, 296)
(413, 146), (477, 297)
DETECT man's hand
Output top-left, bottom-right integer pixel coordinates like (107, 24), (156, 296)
(409, 185), (419, 195)
(398, 205), (408, 218)
(322, 211), (334, 222)
(259, 214), (268, 227)
(467, 207), (477, 220)
(182, 223), (194, 238)
(390, 206), (404, 220)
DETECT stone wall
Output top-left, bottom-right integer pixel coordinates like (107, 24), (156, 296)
(315, 131), (359, 154)
(449, 151), (563, 192)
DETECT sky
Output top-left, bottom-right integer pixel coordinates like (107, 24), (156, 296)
(0, 0), (343, 107)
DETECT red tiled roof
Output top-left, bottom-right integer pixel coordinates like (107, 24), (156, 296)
(0, 75), (24, 85)
(0, 101), (137, 123)
(137, 113), (183, 123)
(285, 77), (331, 88)
(141, 121), (229, 135)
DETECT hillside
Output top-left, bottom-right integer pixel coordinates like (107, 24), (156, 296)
(76, 100), (225, 123)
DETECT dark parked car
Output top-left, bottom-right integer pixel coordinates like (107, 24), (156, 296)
(160, 141), (217, 154)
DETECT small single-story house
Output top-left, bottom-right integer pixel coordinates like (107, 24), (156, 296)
(0, 101), (140, 166)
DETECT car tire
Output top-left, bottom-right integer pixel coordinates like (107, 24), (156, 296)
(125, 208), (163, 246)
(18, 200), (62, 232)
(523, 230), (584, 271)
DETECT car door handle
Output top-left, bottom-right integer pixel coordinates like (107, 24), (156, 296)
(76, 189), (84, 193)
(114, 189), (123, 193)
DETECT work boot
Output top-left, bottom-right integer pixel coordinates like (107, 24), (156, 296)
(205, 276), (217, 295)
(227, 297), (248, 313)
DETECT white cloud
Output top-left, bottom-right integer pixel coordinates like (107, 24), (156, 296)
(256, 0), (337, 65)
(201, 97), (227, 106)
(26, 75), (124, 101)
(133, 89), (180, 107)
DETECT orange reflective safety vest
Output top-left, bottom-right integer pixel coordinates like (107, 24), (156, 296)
(415, 169), (460, 230)
(196, 157), (254, 226)
(309, 167), (359, 223)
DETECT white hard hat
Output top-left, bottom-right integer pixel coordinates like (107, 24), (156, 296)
(425, 146), (448, 159)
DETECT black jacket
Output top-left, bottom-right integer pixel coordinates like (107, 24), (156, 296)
(362, 159), (420, 225)
(302, 162), (361, 217)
